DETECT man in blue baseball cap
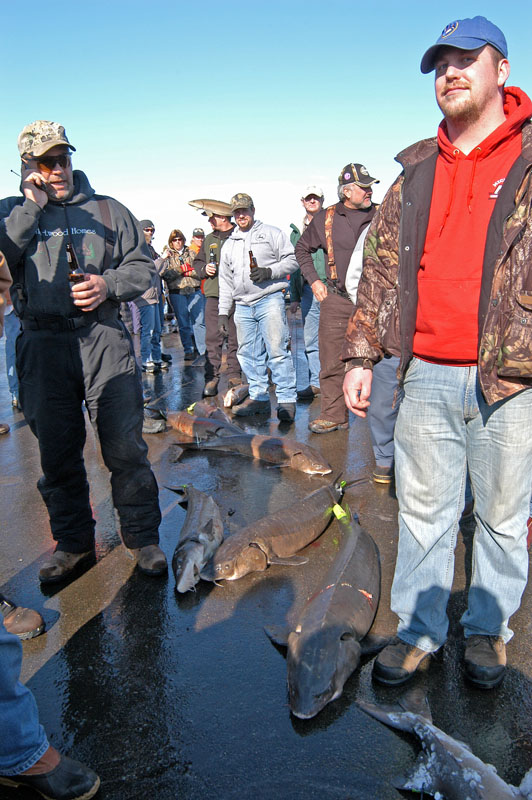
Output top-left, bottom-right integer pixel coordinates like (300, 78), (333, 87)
(343, 16), (532, 689)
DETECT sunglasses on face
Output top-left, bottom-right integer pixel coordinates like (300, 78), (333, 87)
(144, 227), (155, 233)
(26, 154), (71, 174)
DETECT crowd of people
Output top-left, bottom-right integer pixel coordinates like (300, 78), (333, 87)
(1, 13), (532, 800)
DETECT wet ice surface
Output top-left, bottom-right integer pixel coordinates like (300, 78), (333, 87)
(1, 320), (532, 799)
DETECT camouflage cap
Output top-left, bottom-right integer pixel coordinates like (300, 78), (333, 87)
(17, 120), (76, 158)
(230, 193), (254, 213)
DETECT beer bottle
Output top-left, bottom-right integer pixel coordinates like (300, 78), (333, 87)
(66, 243), (85, 284)
(249, 250), (258, 273)
(208, 246), (217, 275)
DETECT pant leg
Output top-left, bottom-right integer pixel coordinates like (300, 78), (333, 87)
(461, 381), (532, 642)
(367, 354), (402, 468)
(138, 304), (156, 364)
(150, 302), (162, 363)
(169, 292), (194, 352)
(234, 303), (269, 401)
(81, 320), (162, 549)
(0, 618), (49, 775)
(16, 328), (96, 552)
(392, 358), (468, 652)
(4, 310), (20, 399)
(255, 293), (296, 403)
(204, 296), (221, 380)
(317, 293), (352, 423)
(226, 309), (241, 380)
(300, 283), (321, 388)
(187, 290), (206, 355)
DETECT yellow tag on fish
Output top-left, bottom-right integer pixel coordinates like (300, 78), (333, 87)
(186, 402), (197, 415)
(332, 504), (347, 520)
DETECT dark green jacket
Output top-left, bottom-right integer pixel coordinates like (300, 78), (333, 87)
(193, 225), (235, 298)
(290, 222), (326, 302)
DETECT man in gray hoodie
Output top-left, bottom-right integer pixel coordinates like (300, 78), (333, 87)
(0, 120), (166, 583)
(218, 193), (298, 421)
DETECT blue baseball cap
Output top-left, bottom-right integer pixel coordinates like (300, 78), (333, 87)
(420, 16), (508, 74)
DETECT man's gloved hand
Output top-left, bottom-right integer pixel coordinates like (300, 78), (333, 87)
(218, 315), (229, 335)
(250, 266), (272, 283)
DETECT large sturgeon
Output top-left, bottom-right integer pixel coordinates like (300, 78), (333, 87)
(169, 432), (332, 476)
(167, 410), (240, 441)
(266, 507), (384, 719)
(358, 691), (532, 799)
(168, 485), (224, 593)
(201, 481), (344, 582)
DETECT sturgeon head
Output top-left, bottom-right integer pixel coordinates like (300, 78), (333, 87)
(201, 543), (268, 582)
(173, 541), (206, 593)
(287, 624), (362, 719)
(289, 450), (332, 476)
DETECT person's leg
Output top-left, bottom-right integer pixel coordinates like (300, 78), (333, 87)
(188, 290), (206, 355)
(16, 329), (95, 553)
(204, 296), (221, 381)
(4, 310), (20, 404)
(313, 294), (352, 423)
(81, 321), (162, 552)
(255, 293), (296, 403)
(367, 354), (402, 470)
(301, 283), (321, 388)
(0, 619), (48, 775)
(150, 302), (162, 364)
(138, 304), (155, 365)
(233, 303), (269, 401)
(391, 359), (469, 653)
(169, 292), (194, 353)
(226, 309), (242, 382)
(462, 382), (532, 642)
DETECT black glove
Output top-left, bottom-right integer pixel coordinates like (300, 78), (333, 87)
(250, 266), (272, 283)
(218, 315), (229, 335)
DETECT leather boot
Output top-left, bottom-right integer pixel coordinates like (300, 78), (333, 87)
(0, 596), (45, 639)
(39, 550), (95, 584)
(131, 544), (167, 576)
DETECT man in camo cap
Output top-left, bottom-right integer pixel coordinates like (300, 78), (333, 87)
(0, 120), (167, 583)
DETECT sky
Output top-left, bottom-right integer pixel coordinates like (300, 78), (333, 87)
(1, 0), (531, 250)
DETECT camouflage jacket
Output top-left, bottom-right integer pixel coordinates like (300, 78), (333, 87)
(342, 121), (532, 405)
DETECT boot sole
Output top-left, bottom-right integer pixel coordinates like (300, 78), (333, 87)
(0, 775), (101, 800)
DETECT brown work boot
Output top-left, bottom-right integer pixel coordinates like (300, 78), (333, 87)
(0, 422), (10, 435)
(39, 550), (95, 584)
(308, 418), (348, 434)
(0, 745), (100, 800)
(203, 378), (219, 397)
(464, 635), (506, 689)
(131, 544), (168, 576)
(231, 397), (270, 416)
(0, 596), (45, 640)
(373, 465), (394, 484)
(373, 637), (432, 685)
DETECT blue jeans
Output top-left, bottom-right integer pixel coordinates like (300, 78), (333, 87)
(0, 618), (48, 774)
(234, 293), (296, 403)
(169, 291), (206, 355)
(138, 303), (162, 364)
(4, 309), (20, 400)
(299, 283), (320, 388)
(368, 354), (402, 468)
(392, 358), (532, 652)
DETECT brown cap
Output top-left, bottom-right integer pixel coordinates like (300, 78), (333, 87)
(230, 193), (254, 213)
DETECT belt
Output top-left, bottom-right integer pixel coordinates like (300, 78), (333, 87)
(21, 305), (118, 332)
(326, 281), (349, 299)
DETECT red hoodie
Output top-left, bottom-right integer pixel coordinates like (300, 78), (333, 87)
(413, 86), (532, 364)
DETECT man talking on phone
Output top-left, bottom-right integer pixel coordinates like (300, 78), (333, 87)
(0, 120), (167, 583)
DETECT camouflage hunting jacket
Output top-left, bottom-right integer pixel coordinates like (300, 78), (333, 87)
(342, 121), (532, 406)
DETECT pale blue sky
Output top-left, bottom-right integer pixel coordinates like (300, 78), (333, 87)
(1, 0), (531, 245)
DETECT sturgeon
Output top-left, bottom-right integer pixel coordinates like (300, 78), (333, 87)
(358, 691), (532, 799)
(169, 432), (332, 476)
(223, 383), (249, 408)
(266, 507), (384, 719)
(168, 485), (224, 593)
(201, 481), (344, 582)
(167, 410), (240, 441)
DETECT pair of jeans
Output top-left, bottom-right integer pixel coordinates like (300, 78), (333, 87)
(234, 293), (296, 403)
(368, 354), (402, 468)
(4, 309), (20, 400)
(297, 283), (320, 389)
(138, 303), (162, 365)
(0, 617), (48, 774)
(169, 291), (206, 355)
(392, 358), (532, 652)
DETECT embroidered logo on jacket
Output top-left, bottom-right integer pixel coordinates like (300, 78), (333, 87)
(489, 178), (505, 200)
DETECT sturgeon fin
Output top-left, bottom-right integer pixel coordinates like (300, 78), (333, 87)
(268, 555), (309, 566)
(359, 634), (391, 657)
(164, 485), (188, 504)
(264, 624), (291, 648)
(392, 750), (441, 794)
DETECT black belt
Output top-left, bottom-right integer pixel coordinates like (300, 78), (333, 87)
(326, 281), (349, 299)
(21, 305), (118, 332)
